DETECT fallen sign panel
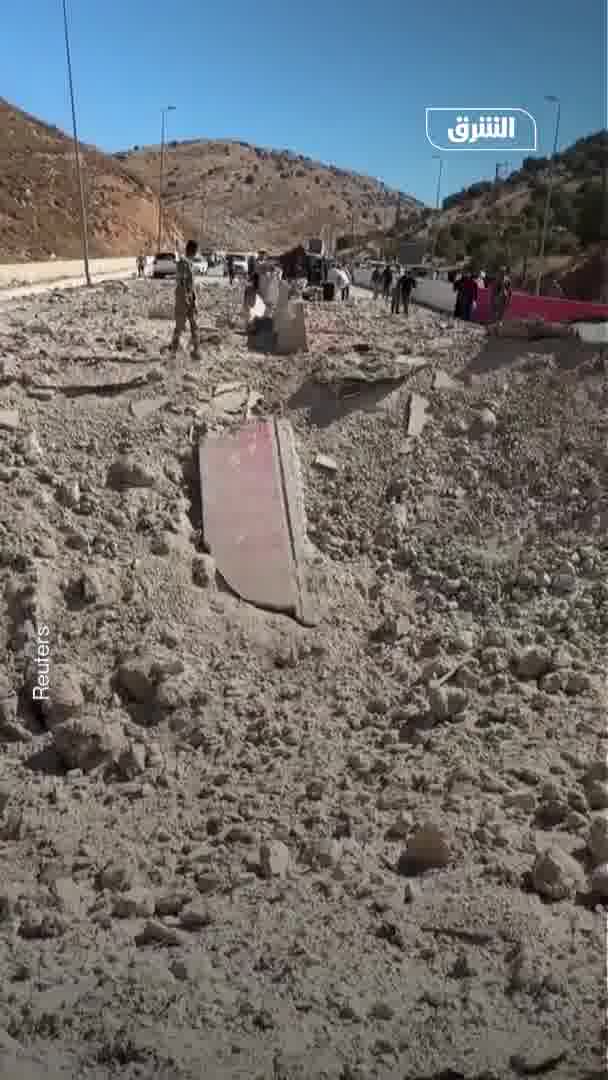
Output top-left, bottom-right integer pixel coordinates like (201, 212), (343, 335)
(199, 418), (316, 625)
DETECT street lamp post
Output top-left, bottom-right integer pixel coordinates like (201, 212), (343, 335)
(61, 0), (91, 285)
(535, 95), (561, 295)
(430, 155), (443, 263)
(157, 105), (176, 252)
(198, 178), (206, 247)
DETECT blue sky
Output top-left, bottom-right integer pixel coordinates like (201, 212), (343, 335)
(2, 0), (606, 206)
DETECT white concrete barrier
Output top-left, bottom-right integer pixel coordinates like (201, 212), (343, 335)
(353, 267), (456, 315)
(0, 257), (136, 289)
(410, 277), (455, 314)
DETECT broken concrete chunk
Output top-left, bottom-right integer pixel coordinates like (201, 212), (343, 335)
(314, 454), (338, 472)
(129, 396), (170, 421)
(406, 392), (429, 438)
(433, 369), (458, 391)
(212, 382), (248, 416)
(106, 457), (158, 490)
(0, 409), (19, 432)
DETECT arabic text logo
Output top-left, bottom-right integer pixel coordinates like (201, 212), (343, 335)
(425, 108), (537, 152)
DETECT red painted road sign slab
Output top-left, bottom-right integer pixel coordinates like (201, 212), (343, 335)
(200, 419), (312, 620)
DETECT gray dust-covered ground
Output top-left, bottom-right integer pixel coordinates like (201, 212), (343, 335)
(0, 277), (606, 1079)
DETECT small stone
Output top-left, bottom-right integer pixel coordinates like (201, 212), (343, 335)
(314, 454), (338, 472)
(44, 665), (84, 728)
(539, 672), (563, 694)
(51, 877), (84, 916)
(306, 780), (324, 801)
(590, 862), (608, 897)
(586, 780), (608, 811)
(368, 1001), (394, 1021)
(117, 741), (147, 779)
(98, 860), (135, 893)
(588, 813), (608, 865)
(504, 790), (536, 813)
(427, 682), (468, 720)
(515, 646), (552, 680)
(552, 573), (577, 595)
(19, 909), (66, 940)
(565, 671), (593, 695)
(224, 825), (255, 845)
(0, 410), (19, 431)
(473, 407), (497, 434)
(192, 554), (216, 588)
(155, 892), (191, 917)
(116, 658), (155, 703)
(106, 457), (158, 490)
(530, 848), (585, 900)
(53, 713), (127, 773)
(135, 919), (186, 947)
(179, 904), (213, 930)
(397, 823), (451, 875)
(113, 888), (155, 919)
(259, 839), (290, 879)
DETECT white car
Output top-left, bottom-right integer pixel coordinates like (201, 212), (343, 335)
(191, 255), (209, 277)
(152, 252), (177, 279)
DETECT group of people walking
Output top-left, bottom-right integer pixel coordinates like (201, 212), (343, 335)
(371, 264), (416, 316)
(452, 266), (512, 322)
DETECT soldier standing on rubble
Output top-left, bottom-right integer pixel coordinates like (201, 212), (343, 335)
(169, 239), (201, 360)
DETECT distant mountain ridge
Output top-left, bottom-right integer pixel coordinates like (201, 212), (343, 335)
(118, 138), (423, 251)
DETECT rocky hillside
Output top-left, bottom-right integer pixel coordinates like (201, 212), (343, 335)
(399, 131), (607, 298)
(0, 99), (182, 262)
(118, 138), (422, 252)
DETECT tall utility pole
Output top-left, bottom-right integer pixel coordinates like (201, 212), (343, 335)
(429, 155), (443, 262)
(535, 95), (561, 295)
(198, 178), (206, 247)
(61, 0), (90, 285)
(157, 105), (175, 252)
(600, 141), (608, 303)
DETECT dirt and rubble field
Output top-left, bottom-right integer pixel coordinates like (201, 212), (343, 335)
(0, 278), (606, 1080)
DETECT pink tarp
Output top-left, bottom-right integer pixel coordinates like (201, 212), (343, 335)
(474, 286), (608, 325)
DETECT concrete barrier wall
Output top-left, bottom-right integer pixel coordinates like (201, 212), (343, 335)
(0, 257), (136, 288)
(410, 277), (455, 313)
(355, 267), (608, 326)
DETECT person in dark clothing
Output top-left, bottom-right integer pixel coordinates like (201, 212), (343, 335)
(382, 265), (393, 303)
(453, 271), (478, 321)
(392, 271), (416, 315)
(227, 255), (235, 284)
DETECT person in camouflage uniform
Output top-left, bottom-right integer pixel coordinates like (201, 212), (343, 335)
(170, 240), (201, 359)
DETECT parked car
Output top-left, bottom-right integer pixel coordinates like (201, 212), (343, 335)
(191, 255), (209, 276)
(224, 254), (250, 277)
(152, 252), (177, 279)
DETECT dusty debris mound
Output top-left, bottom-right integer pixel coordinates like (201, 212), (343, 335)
(0, 277), (605, 1080)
